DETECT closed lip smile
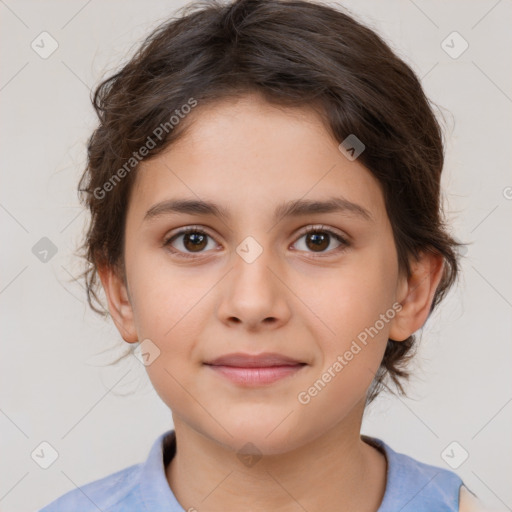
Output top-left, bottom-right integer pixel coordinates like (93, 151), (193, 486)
(204, 351), (306, 367)
(203, 352), (307, 386)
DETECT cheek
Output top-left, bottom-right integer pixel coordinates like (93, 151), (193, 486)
(294, 266), (396, 424)
(126, 251), (211, 411)
(308, 248), (398, 373)
(316, 249), (397, 334)
(126, 247), (205, 339)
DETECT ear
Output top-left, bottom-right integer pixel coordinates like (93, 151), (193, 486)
(97, 264), (138, 344)
(389, 251), (445, 342)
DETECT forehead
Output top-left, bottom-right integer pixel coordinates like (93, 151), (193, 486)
(129, 94), (386, 226)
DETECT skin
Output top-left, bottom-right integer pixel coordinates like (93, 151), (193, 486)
(99, 92), (444, 512)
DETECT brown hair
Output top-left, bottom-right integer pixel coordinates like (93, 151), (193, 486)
(77, 0), (464, 404)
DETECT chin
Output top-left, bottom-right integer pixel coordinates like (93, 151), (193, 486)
(209, 417), (309, 457)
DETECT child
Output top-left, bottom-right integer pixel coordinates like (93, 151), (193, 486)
(39, 0), (489, 510)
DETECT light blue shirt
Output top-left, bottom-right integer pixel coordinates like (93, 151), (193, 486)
(38, 430), (465, 511)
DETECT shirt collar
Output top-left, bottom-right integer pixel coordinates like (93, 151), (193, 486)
(136, 430), (394, 512)
(137, 429), (184, 511)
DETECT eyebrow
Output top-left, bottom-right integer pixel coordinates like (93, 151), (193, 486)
(143, 196), (373, 223)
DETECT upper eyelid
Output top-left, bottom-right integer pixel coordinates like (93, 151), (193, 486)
(303, 224), (343, 235)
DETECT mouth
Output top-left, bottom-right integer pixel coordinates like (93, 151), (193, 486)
(203, 352), (307, 386)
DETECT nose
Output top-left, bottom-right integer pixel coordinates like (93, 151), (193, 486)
(216, 243), (292, 332)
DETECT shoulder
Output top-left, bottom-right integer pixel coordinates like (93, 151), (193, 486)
(37, 462), (143, 512)
(364, 436), (464, 512)
(458, 485), (493, 512)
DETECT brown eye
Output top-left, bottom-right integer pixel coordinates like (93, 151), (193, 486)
(305, 231), (330, 252)
(164, 227), (217, 257)
(292, 226), (349, 255)
(182, 232), (208, 252)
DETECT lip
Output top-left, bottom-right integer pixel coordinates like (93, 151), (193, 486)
(204, 352), (305, 367)
(204, 352), (307, 386)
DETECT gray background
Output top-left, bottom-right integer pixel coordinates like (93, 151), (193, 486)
(1, 1), (511, 511)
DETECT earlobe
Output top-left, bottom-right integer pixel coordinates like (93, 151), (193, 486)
(97, 264), (138, 344)
(389, 251), (444, 342)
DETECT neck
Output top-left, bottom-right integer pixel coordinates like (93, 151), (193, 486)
(165, 402), (387, 512)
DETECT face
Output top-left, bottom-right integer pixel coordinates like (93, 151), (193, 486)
(104, 93), (414, 455)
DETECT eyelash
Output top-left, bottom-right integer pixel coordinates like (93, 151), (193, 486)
(163, 225), (350, 260)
